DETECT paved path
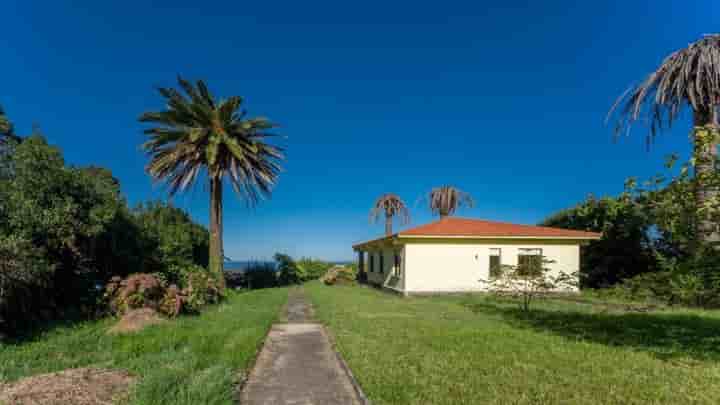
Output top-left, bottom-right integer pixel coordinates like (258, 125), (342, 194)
(239, 288), (362, 405)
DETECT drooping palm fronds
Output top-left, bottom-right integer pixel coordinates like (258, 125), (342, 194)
(139, 76), (284, 281)
(608, 34), (720, 144)
(370, 193), (410, 236)
(608, 35), (720, 247)
(427, 186), (475, 218)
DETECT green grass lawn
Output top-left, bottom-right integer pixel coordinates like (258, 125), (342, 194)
(306, 283), (720, 405)
(0, 288), (288, 405)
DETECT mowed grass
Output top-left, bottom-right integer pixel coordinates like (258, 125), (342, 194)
(305, 283), (720, 405)
(0, 288), (288, 405)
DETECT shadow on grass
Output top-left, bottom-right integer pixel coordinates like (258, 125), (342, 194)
(463, 300), (720, 362)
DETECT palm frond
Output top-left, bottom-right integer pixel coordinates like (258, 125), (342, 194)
(139, 76), (284, 202)
(427, 186), (475, 217)
(608, 34), (720, 145)
(370, 193), (410, 224)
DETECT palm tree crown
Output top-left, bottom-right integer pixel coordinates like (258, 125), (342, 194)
(140, 77), (283, 200)
(370, 193), (410, 236)
(139, 76), (283, 282)
(608, 35), (720, 246)
(427, 186), (474, 218)
(608, 34), (720, 143)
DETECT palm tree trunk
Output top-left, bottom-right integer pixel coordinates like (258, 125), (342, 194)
(693, 107), (720, 248)
(385, 213), (393, 236)
(209, 177), (226, 288)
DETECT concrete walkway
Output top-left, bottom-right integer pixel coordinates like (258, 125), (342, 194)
(239, 288), (363, 405)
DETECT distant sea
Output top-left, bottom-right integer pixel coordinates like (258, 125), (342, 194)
(224, 260), (352, 273)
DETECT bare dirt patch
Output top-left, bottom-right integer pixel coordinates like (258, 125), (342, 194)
(108, 307), (165, 334)
(0, 367), (135, 405)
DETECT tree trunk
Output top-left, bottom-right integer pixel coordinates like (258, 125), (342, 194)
(385, 213), (393, 236)
(209, 177), (226, 288)
(693, 107), (720, 248)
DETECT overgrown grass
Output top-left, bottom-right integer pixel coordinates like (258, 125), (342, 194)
(306, 283), (720, 405)
(0, 288), (288, 405)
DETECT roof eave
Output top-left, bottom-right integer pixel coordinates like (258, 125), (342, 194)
(396, 234), (602, 241)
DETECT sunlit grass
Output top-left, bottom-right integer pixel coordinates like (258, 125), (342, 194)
(0, 288), (288, 405)
(306, 283), (720, 405)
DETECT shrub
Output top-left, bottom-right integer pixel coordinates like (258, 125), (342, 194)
(183, 271), (224, 313)
(276, 253), (302, 286)
(159, 284), (186, 317)
(321, 266), (357, 286)
(0, 235), (53, 333)
(243, 262), (278, 289)
(105, 273), (165, 316)
(296, 258), (333, 282)
(480, 258), (578, 312)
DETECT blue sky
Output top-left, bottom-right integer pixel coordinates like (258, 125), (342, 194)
(2, 1), (717, 260)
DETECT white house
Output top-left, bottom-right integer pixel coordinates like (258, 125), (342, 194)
(352, 217), (601, 295)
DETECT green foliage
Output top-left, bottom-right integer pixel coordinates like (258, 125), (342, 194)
(132, 202), (210, 284)
(105, 269), (224, 318)
(0, 134), (212, 334)
(276, 253), (302, 285)
(541, 191), (655, 288)
(182, 271), (224, 313)
(242, 263), (279, 289)
(480, 258), (578, 312)
(296, 257), (333, 282)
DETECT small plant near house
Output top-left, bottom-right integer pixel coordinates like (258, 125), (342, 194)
(480, 257), (577, 312)
(322, 266), (357, 286)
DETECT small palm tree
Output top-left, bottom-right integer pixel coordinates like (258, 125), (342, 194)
(608, 35), (720, 246)
(426, 186), (475, 218)
(140, 77), (283, 285)
(370, 193), (410, 236)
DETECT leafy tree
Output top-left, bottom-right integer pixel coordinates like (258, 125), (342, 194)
(425, 185), (474, 218)
(139, 77), (283, 287)
(276, 253), (302, 285)
(540, 189), (655, 288)
(608, 35), (720, 248)
(133, 201), (210, 284)
(0, 135), (123, 329)
(370, 193), (410, 236)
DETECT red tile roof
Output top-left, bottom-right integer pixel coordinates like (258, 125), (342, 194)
(353, 217), (601, 248)
(398, 217), (602, 239)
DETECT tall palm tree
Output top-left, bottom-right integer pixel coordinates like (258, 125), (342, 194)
(426, 185), (474, 218)
(608, 35), (720, 246)
(370, 193), (410, 236)
(139, 77), (284, 285)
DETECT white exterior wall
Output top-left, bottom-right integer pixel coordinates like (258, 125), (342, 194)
(365, 246), (405, 291)
(403, 239), (580, 293)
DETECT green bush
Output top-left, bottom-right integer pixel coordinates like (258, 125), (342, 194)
(243, 262), (278, 289)
(276, 253), (302, 285)
(296, 258), (333, 282)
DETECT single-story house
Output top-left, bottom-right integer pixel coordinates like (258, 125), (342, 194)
(352, 217), (601, 295)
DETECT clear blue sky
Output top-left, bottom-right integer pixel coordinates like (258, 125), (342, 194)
(2, 1), (717, 261)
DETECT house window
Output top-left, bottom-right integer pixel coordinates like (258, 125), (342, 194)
(394, 251), (402, 277)
(518, 248), (543, 276)
(489, 248), (502, 278)
(369, 252), (375, 273)
(379, 252), (384, 274)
